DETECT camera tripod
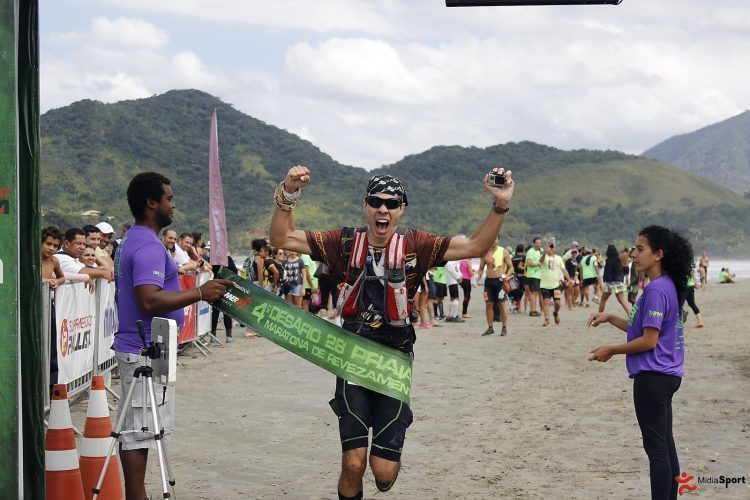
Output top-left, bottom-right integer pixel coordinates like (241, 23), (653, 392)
(92, 321), (177, 499)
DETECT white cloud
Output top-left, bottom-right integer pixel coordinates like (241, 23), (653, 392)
(42, 1), (750, 169)
(41, 15), (239, 112)
(286, 38), (461, 106)
(51, 16), (168, 50)
(103, 0), (399, 35)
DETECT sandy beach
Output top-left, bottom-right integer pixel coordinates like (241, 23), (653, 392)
(71, 279), (750, 499)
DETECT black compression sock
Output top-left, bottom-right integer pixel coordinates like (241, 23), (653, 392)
(338, 491), (363, 500)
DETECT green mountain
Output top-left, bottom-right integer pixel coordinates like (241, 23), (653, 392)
(643, 110), (750, 196)
(41, 90), (750, 256)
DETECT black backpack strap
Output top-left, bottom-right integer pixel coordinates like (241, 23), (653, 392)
(336, 227), (358, 283)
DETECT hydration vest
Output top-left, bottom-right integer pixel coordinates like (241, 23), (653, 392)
(335, 228), (414, 328)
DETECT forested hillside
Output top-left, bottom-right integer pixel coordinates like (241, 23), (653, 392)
(643, 110), (750, 196)
(41, 90), (750, 255)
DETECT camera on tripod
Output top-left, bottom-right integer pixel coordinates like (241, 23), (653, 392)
(136, 318), (178, 384)
(140, 339), (163, 359)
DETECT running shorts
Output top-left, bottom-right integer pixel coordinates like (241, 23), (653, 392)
(541, 287), (562, 300)
(581, 277), (598, 288)
(603, 282), (627, 294)
(483, 277), (504, 304)
(526, 277), (541, 292)
(331, 378), (413, 462)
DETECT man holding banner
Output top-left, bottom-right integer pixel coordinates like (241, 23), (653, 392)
(270, 165), (515, 499)
(114, 172), (233, 499)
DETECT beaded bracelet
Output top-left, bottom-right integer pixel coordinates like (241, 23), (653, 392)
(274, 182), (299, 211)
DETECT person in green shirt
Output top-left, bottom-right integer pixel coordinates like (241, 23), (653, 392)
(299, 253), (318, 312)
(539, 242), (571, 326)
(718, 268), (736, 284)
(579, 248), (601, 307)
(684, 272), (704, 328)
(524, 237), (543, 316)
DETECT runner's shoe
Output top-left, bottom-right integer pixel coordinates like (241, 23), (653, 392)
(500, 326), (508, 336)
(543, 319), (550, 327)
(482, 326), (495, 336)
(553, 311), (560, 324)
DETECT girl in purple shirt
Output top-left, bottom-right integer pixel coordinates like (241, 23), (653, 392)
(587, 225), (693, 500)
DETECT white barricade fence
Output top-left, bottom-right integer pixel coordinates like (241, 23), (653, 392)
(196, 271), (212, 338)
(55, 281), (96, 392)
(44, 279), (120, 405)
(44, 273), (208, 408)
(94, 279), (118, 374)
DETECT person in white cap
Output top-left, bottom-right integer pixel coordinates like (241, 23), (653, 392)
(95, 221), (116, 268)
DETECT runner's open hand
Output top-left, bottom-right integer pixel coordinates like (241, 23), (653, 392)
(284, 165), (311, 193)
(198, 279), (235, 302)
(484, 167), (514, 209)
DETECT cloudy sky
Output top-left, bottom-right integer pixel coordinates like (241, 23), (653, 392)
(40, 0), (750, 170)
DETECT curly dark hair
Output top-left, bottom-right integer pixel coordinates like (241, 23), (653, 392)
(251, 238), (267, 253)
(42, 225), (64, 244)
(638, 225), (694, 305)
(127, 172), (171, 220)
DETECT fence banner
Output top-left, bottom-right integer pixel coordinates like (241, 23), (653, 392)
(197, 300), (211, 337)
(95, 280), (117, 368)
(215, 268), (413, 405)
(178, 274), (197, 344)
(196, 271), (211, 336)
(55, 283), (96, 384)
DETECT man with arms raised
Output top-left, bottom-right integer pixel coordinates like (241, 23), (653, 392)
(270, 165), (515, 499)
(114, 172), (232, 499)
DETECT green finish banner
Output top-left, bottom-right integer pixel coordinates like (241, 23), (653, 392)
(216, 268), (413, 404)
(0, 0), (19, 495)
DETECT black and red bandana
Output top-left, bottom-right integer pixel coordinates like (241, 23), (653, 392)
(366, 175), (408, 206)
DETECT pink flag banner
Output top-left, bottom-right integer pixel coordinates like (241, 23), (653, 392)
(208, 109), (229, 266)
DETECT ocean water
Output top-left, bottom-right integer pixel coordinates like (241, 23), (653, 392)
(703, 259), (750, 280)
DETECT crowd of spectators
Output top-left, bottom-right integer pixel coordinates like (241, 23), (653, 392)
(40, 219), (342, 344)
(41, 221), (128, 293)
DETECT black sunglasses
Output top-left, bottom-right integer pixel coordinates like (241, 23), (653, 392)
(365, 196), (402, 210)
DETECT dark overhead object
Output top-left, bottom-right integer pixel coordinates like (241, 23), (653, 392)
(447, 1), (622, 6)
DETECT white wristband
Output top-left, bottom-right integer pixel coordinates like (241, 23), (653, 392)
(282, 187), (301, 202)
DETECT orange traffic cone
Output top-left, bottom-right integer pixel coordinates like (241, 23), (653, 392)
(46, 384), (85, 500)
(80, 375), (123, 500)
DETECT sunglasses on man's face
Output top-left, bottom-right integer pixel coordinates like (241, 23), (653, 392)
(365, 196), (402, 210)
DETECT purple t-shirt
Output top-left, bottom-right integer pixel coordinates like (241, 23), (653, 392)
(625, 275), (685, 378)
(113, 225), (183, 353)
